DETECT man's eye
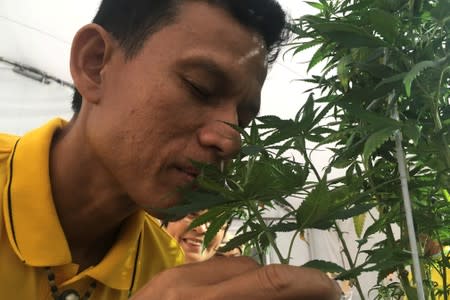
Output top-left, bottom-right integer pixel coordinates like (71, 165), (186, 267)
(185, 79), (211, 99)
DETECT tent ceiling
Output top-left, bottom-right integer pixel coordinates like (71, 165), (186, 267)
(0, 0), (101, 82)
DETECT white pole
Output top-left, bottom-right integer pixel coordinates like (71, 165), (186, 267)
(392, 105), (426, 300)
(383, 48), (426, 300)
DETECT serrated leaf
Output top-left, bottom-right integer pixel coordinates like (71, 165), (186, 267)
(363, 126), (397, 167)
(340, 104), (401, 129)
(333, 203), (376, 220)
(241, 145), (264, 156)
(403, 60), (438, 97)
(375, 72), (407, 89)
(305, 1), (324, 10)
(203, 212), (231, 251)
(337, 55), (352, 91)
(270, 222), (298, 232)
(402, 122), (422, 145)
(296, 180), (335, 229)
(356, 63), (396, 79)
(367, 8), (399, 42)
(363, 209), (399, 240)
(335, 265), (365, 281)
(257, 115), (282, 124)
(442, 189), (450, 202)
(188, 207), (228, 230)
(302, 260), (346, 273)
(219, 230), (260, 253)
(259, 230), (276, 250)
(312, 22), (387, 48)
(249, 119), (259, 144)
(299, 93), (315, 127)
(308, 43), (333, 72)
(275, 139), (294, 157)
(162, 191), (227, 221)
(293, 40), (322, 56)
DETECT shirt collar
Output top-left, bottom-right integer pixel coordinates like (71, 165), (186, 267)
(5, 118), (71, 265)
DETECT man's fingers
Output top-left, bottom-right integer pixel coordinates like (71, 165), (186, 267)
(198, 265), (341, 300)
(153, 256), (260, 286)
(131, 257), (261, 299)
(132, 261), (341, 300)
(182, 256), (260, 284)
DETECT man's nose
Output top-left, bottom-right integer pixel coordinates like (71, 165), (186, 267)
(197, 107), (241, 160)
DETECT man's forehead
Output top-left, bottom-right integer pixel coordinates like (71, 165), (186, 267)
(173, 1), (269, 63)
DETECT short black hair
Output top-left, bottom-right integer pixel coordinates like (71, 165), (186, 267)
(71, 0), (289, 113)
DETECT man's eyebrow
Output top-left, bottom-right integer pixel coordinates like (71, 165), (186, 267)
(178, 57), (231, 84)
(180, 56), (262, 119)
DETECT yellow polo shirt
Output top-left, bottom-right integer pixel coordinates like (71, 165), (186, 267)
(0, 119), (184, 299)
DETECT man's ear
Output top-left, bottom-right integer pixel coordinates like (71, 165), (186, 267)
(70, 24), (116, 106)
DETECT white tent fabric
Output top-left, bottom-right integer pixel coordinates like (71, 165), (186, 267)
(0, 61), (73, 134)
(0, 1), (384, 299)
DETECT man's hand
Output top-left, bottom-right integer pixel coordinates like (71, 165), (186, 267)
(131, 256), (341, 300)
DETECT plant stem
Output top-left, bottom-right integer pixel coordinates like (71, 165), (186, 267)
(287, 230), (301, 262)
(248, 201), (287, 264)
(253, 237), (266, 265)
(431, 66), (450, 169)
(334, 222), (366, 300)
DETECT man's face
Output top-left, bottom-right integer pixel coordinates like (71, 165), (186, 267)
(83, 2), (268, 213)
(166, 211), (226, 263)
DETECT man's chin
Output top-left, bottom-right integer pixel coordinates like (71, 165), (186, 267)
(144, 208), (184, 221)
(140, 193), (183, 220)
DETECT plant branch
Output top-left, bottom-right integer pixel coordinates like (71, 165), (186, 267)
(248, 201), (287, 264)
(431, 66), (450, 168)
(287, 230), (302, 262)
(334, 222), (366, 300)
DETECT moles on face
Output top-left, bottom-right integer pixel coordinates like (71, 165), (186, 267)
(166, 211), (227, 263)
(76, 1), (268, 214)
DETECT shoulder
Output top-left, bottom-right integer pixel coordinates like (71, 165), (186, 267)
(0, 132), (19, 187)
(0, 133), (20, 237)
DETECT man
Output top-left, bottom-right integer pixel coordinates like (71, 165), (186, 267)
(0, 0), (340, 299)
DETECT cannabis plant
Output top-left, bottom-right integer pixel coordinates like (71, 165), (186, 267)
(164, 0), (449, 299)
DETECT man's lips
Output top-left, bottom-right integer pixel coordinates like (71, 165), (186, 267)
(173, 166), (199, 185)
(180, 166), (200, 177)
(176, 167), (199, 182)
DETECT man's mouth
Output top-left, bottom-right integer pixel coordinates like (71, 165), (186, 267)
(182, 166), (200, 178)
(175, 166), (200, 184)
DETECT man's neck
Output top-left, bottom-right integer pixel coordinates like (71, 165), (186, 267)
(49, 119), (138, 270)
